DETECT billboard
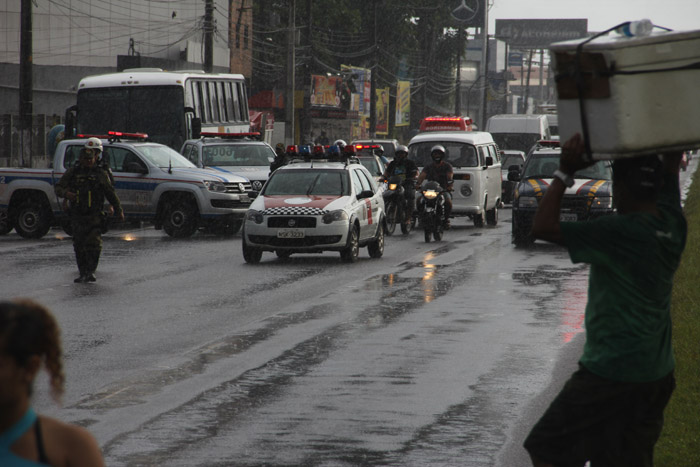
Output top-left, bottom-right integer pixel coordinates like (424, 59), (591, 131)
(310, 75), (342, 107)
(495, 19), (588, 49)
(395, 81), (410, 127)
(376, 88), (390, 135)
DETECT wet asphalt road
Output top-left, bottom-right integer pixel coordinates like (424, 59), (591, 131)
(0, 160), (694, 466)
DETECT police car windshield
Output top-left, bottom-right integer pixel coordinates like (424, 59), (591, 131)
(139, 145), (196, 168)
(358, 157), (383, 176)
(522, 153), (612, 180)
(263, 169), (350, 196)
(202, 144), (274, 167)
(408, 142), (479, 168)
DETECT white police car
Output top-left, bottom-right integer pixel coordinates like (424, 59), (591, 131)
(241, 152), (385, 263)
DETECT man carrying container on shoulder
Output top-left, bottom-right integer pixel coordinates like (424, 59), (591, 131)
(523, 133), (686, 467)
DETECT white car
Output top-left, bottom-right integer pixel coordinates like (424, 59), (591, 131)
(242, 159), (385, 263)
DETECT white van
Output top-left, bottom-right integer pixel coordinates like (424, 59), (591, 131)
(408, 131), (502, 227)
(485, 114), (551, 154)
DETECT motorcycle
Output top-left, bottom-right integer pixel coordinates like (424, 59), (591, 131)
(417, 180), (447, 243)
(382, 175), (415, 235)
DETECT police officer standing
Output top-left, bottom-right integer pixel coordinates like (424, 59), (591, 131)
(55, 138), (124, 283)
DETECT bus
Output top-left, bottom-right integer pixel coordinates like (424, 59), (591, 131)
(64, 68), (251, 150)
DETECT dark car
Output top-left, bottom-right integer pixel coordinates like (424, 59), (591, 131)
(509, 147), (614, 246)
(501, 150), (526, 204)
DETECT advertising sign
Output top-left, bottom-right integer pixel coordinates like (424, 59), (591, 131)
(376, 87), (390, 135)
(395, 81), (410, 127)
(341, 65), (371, 116)
(495, 19), (588, 49)
(310, 75), (342, 107)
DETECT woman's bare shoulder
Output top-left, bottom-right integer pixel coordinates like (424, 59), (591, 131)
(39, 416), (105, 467)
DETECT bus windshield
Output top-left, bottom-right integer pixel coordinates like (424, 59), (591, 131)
(77, 86), (186, 149)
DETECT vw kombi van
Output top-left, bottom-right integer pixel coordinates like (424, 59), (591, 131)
(408, 130), (502, 227)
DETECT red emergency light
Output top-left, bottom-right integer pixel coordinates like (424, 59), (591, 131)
(199, 131), (261, 138)
(107, 131), (149, 140)
(286, 145), (299, 154)
(419, 116), (472, 132)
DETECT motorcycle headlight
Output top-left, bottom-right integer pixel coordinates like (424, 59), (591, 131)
(388, 183), (399, 191)
(203, 180), (227, 193)
(590, 195), (613, 209)
(246, 209), (264, 224)
(423, 190), (438, 200)
(460, 184), (472, 197)
(517, 195), (538, 208)
(322, 209), (349, 224)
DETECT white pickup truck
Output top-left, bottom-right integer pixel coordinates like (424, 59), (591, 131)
(0, 134), (254, 238)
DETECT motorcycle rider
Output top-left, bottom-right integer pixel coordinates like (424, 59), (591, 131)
(381, 145), (418, 224)
(415, 145), (454, 229)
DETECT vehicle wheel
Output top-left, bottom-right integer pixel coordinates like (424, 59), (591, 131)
(340, 224), (360, 263)
(368, 222), (384, 258)
(276, 250), (292, 260)
(486, 204), (498, 226)
(242, 237), (262, 263)
(385, 201), (398, 236)
(473, 211), (485, 228)
(400, 208), (413, 235)
(162, 195), (199, 238)
(14, 199), (52, 239)
(0, 210), (12, 235)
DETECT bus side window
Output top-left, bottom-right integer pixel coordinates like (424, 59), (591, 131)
(231, 82), (241, 121)
(209, 82), (220, 122)
(224, 83), (235, 122)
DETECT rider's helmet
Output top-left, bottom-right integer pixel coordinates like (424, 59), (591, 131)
(395, 145), (408, 159)
(431, 144), (446, 162)
(334, 139), (347, 150)
(84, 137), (103, 154)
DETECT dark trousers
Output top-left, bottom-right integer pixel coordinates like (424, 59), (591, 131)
(71, 216), (103, 274)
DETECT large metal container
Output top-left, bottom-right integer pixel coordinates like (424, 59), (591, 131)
(550, 28), (700, 159)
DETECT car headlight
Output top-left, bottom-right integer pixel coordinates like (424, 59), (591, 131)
(517, 195), (538, 208)
(322, 209), (349, 224)
(203, 180), (227, 193)
(460, 184), (472, 197)
(246, 209), (264, 224)
(590, 195), (613, 209)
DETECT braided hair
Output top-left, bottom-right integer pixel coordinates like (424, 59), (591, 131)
(0, 299), (65, 402)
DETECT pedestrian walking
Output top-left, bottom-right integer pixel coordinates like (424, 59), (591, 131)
(524, 133), (687, 467)
(0, 298), (105, 466)
(55, 138), (124, 283)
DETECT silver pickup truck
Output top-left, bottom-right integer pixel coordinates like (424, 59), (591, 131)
(0, 135), (253, 238)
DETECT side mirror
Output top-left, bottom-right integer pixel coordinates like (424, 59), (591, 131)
(357, 189), (374, 200)
(484, 156), (494, 167)
(507, 170), (521, 182)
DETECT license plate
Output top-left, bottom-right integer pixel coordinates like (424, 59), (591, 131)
(560, 213), (577, 222)
(277, 229), (304, 238)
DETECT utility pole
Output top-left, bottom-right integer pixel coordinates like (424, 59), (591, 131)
(369, 2), (377, 138)
(204, 0), (214, 72)
(285, 0), (296, 145)
(301, 0), (312, 144)
(478, 2), (489, 128)
(455, 27), (462, 116)
(19, 0), (33, 167)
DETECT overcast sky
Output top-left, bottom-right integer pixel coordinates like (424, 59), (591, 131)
(488, 0), (699, 33)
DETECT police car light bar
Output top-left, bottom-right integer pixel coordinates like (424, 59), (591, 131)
(200, 131), (261, 138)
(107, 131), (149, 140)
(77, 134), (110, 139)
(286, 145), (299, 153)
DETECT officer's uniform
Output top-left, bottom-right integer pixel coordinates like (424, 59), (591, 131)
(55, 159), (122, 282)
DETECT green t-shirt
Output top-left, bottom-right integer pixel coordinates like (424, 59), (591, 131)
(561, 172), (686, 382)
